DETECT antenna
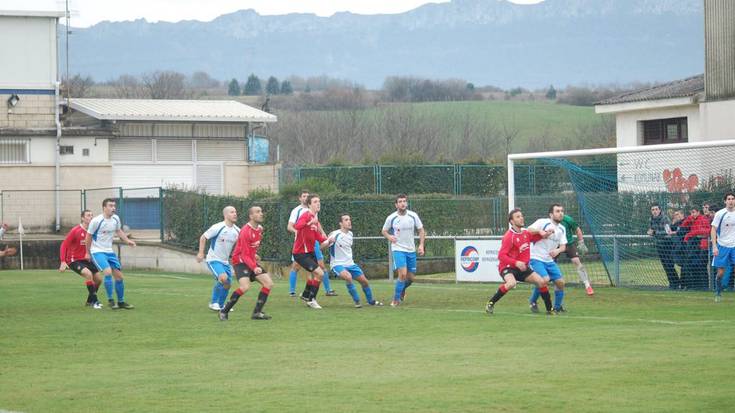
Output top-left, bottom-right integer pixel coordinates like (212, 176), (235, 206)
(65, 0), (70, 102)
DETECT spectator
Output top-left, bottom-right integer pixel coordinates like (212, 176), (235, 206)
(647, 204), (679, 289)
(681, 206), (710, 289)
(669, 210), (687, 288)
(0, 223), (17, 258)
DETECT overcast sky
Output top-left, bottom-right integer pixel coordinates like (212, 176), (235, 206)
(8, 0), (544, 27)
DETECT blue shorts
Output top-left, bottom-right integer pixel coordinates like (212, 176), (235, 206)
(291, 241), (324, 262)
(91, 252), (121, 271)
(332, 264), (364, 278)
(392, 251), (417, 273)
(206, 261), (233, 284)
(713, 245), (735, 268)
(530, 259), (563, 282)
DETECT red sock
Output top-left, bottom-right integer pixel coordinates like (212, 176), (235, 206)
(260, 287), (271, 295)
(235, 288), (244, 296)
(499, 284), (509, 294)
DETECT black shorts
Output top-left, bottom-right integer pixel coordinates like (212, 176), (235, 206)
(500, 266), (534, 282)
(233, 263), (263, 282)
(70, 260), (99, 276)
(293, 252), (319, 273)
(565, 244), (579, 259)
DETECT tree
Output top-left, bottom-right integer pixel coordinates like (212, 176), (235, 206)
(265, 76), (280, 95)
(64, 74), (95, 98)
(546, 85), (557, 100)
(189, 71), (220, 89)
(111, 74), (145, 98)
(280, 80), (294, 95)
(227, 78), (241, 96)
(142, 71), (186, 99)
(243, 74), (262, 96)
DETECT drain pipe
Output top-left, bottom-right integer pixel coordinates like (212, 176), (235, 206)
(55, 81), (61, 232)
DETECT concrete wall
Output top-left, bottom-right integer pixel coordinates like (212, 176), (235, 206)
(0, 16), (57, 89)
(224, 162), (280, 196)
(614, 104), (701, 147)
(699, 100), (735, 139)
(0, 94), (56, 129)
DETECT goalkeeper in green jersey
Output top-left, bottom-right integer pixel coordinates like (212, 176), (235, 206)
(560, 213), (594, 296)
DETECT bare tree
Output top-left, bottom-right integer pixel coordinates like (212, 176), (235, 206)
(142, 71), (187, 99)
(64, 74), (95, 98)
(500, 119), (520, 158)
(111, 74), (146, 98)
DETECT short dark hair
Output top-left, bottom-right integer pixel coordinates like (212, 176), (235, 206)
(724, 192), (735, 201)
(508, 208), (522, 222)
(395, 194), (408, 203)
(102, 198), (115, 207)
(651, 203), (661, 209)
(80, 209), (91, 218)
(690, 205), (701, 212)
(548, 203), (563, 214)
(306, 194), (320, 205)
(300, 189), (309, 196)
(248, 205), (261, 216)
(339, 213), (350, 224)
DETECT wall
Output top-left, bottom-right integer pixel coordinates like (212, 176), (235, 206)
(224, 162), (280, 196)
(0, 94), (56, 129)
(614, 104), (701, 147)
(699, 100), (735, 139)
(0, 16), (57, 89)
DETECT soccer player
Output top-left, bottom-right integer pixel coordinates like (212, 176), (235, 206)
(486, 208), (555, 315)
(85, 198), (136, 310)
(527, 204), (568, 313)
(293, 194), (329, 309)
(382, 194), (425, 307)
(561, 212), (594, 295)
(60, 210), (102, 308)
(287, 189), (337, 297)
(197, 206), (240, 311)
(219, 206), (274, 320)
(712, 192), (735, 302)
(325, 214), (383, 308)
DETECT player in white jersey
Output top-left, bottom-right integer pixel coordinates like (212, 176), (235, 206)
(527, 203), (568, 313)
(197, 206), (240, 311)
(324, 214), (383, 308)
(712, 192), (735, 301)
(286, 189), (336, 297)
(382, 194), (425, 307)
(85, 198), (137, 310)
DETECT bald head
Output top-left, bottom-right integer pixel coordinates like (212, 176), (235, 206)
(223, 206), (238, 224)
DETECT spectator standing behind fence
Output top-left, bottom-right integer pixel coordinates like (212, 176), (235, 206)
(669, 210), (687, 289)
(647, 204), (679, 289)
(681, 206), (710, 289)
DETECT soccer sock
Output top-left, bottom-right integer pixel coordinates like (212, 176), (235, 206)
(577, 265), (591, 287)
(401, 279), (413, 299)
(311, 279), (321, 300)
(322, 272), (333, 292)
(539, 286), (553, 312)
(84, 280), (95, 303)
(104, 275), (114, 300)
(289, 270), (298, 293)
(253, 287), (271, 314)
(363, 286), (374, 304)
(222, 288), (244, 313)
(301, 280), (311, 298)
(489, 284), (509, 304)
(218, 286), (230, 307)
(554, 289), (564, 310)
(529, 287), (540, 304)
(114, 279), (125, 302)
(722, 267), (732, 291)
(393, 280), (405, 302)
(346, 283), (360, 303)
(211, 282), (223, 304)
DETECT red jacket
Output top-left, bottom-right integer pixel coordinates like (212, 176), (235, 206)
(498, 228), (542, 272)
(60, 224), (88, 264)
(231, 223), (262, 269)
(292, 210), (327, 254)
(682, 214), (710, 250)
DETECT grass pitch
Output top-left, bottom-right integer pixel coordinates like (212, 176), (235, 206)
(1, 270), (733, 412)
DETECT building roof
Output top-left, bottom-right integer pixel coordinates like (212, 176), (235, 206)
(67, 99), (277, 123)
(596, 74), (704, 106)
(0, 10), (66, 18)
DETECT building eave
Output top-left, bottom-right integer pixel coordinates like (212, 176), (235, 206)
(594, 96), (698, 114)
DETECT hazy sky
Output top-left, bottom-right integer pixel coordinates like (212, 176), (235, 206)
(8, 0), (544, 27)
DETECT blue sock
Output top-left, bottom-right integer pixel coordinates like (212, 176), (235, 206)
(289, 270), (298, 294)
(218, 286), (229, 307)
(114, 279), (124, 302)
(104, 275), (114, 300)
(394, 280), (405, 301)
(529, 287), (540, 304)
(322, 272), (333, 292)
(211, 282), (222, 304)
(346, 283), (360, 303)
(363, 286), (374, 304)
(721, 267), (732, 292)
(554, 289), (564, 310)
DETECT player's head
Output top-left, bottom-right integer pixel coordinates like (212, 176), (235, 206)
(548, 203), (564, 223)
(395, 194), (408, 212)
(307, 194), (320, 212)
(222, 206), (237, 223)
(102, 198), (116, 215)
(650, 203), (661, 217)
(248, 206), (263, 223)
(724, 192), (735, 209)
(80, 209), (93, 225)
(299, 189), (309, 206)
(339, 213), (352, 230)
(508, 208), (524, 228)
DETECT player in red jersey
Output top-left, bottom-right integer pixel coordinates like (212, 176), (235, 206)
(59, 210), (102, 308)
(219, 206), (274, 321)
(293, 194), (329, 309)
(486, 208), (555, 315)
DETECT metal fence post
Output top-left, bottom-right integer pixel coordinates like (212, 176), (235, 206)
(159, 187), (164, 242)
(387, 243), (393, 282)
(118, 187), (124, 219)
(613, 236), (620, 286)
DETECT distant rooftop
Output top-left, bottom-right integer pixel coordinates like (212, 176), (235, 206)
(0, 10), (66, 18)
(596, 74), (704, 106)
(67, 99), (277, 123)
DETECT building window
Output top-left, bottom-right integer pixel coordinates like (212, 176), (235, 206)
(82, 148), (90, 156)
(642, 117), (688, 145)
(0, 139), (30, 164)
(60, 145), (74, 155)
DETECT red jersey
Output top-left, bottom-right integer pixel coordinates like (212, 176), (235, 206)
(498, 227), (542, 272)
(682, 214), (710, 249)
(292, 210), (327, 254)
(231, 223), (263, 269)
(60, 224), (89, 264)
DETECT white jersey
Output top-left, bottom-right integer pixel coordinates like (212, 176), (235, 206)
(712, 208), (735, 248)
(529, 218), (567, 262)
(383, 210), (423, 253)
(288, 204), (308, 225)
(203, 222), (240, 263)
(328, 230), (355, 266)
(88, 214), (122, 253)
(0, 226), (4, 239)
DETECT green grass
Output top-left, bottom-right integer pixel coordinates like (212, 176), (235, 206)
(2, 270), (733, 412)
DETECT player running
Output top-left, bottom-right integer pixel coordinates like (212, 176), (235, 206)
(486, 208), (555, 315)
(712, 192), (735, 302)
(197, 206), (240, 312)
(85, 198), (136, 310)
(293, 194), (329, 309)
(219, 206), (274, 320)
(560, 212), (594, 295)
(325, 214), (383, 308)
(59, 209), (102, 308)
(528, 204), (568, 313)
(382, 194), (425, 307)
